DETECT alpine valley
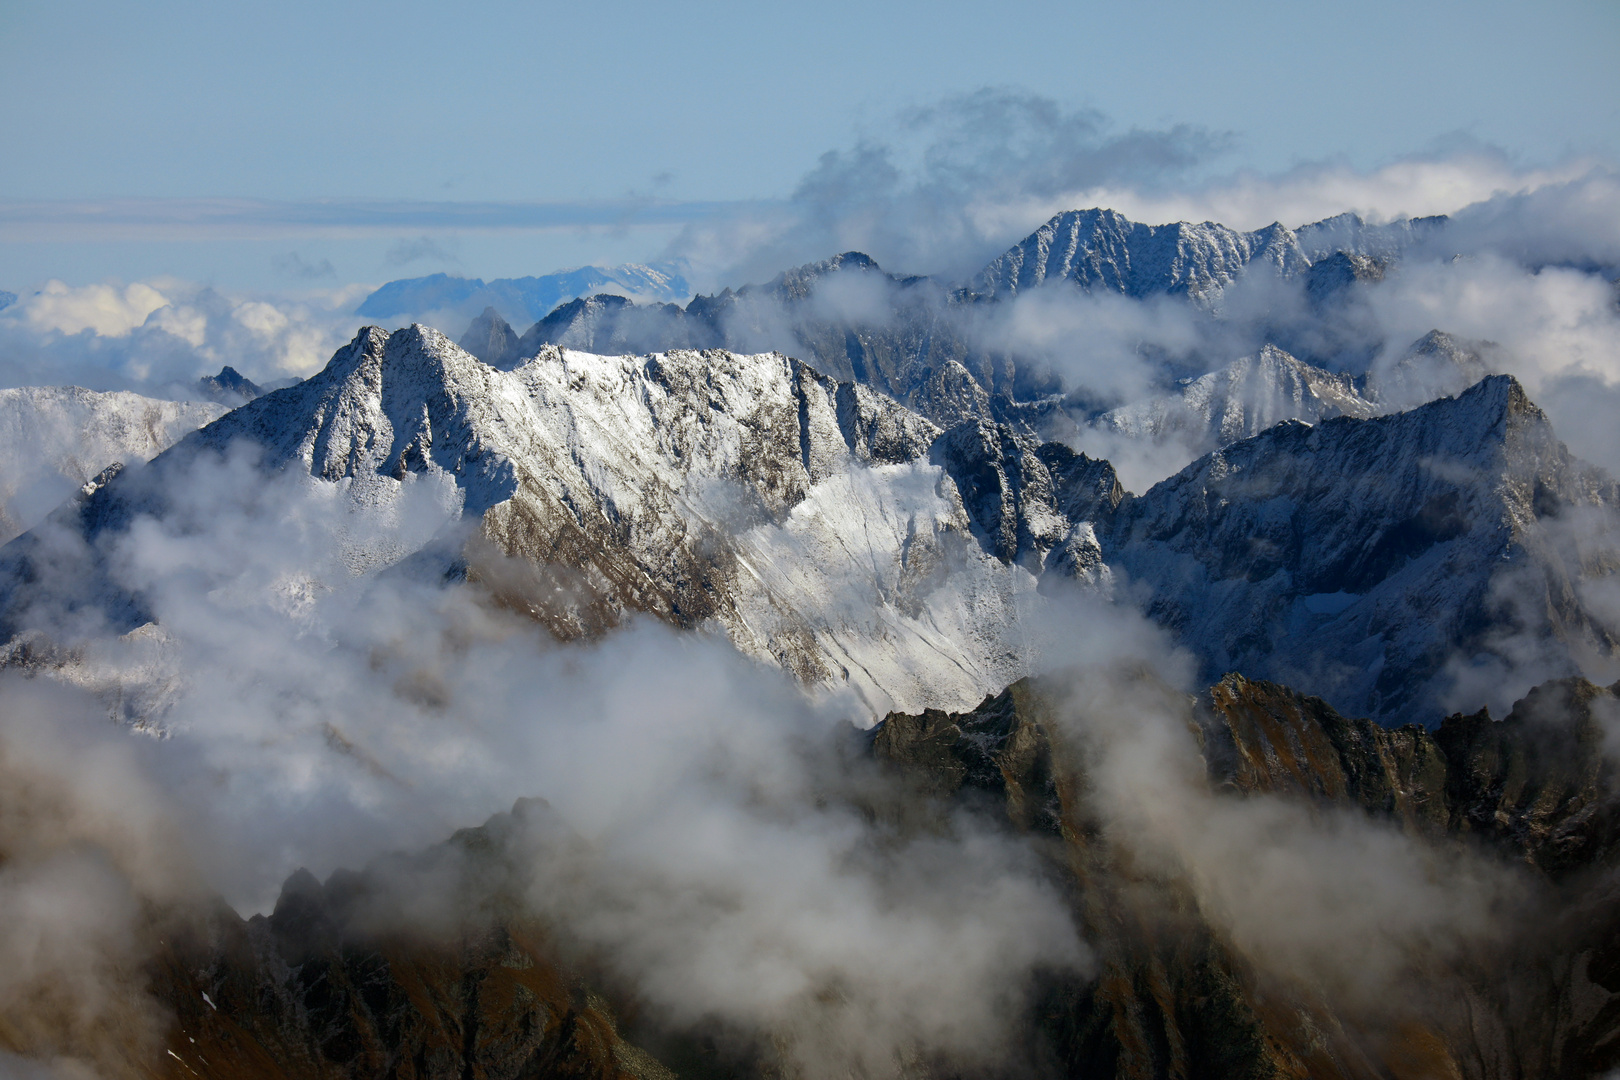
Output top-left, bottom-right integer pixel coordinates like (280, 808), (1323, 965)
(2, 205), (1619, 1080)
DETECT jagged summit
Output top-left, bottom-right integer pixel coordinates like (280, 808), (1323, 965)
(970, 206), (1449, 310)
(457, 305), (520, 365)
(972, 207), (1311, 303)
(1, 325), (1055, 717)
(4, 321), (1614, 732)
(195, 365), (263, 405)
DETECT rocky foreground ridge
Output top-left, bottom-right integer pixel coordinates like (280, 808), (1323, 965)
(106, 671), (1620, 1080)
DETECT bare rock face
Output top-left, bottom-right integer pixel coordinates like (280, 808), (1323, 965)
(110, 669), (1619, 1080)
(152, 800), (677, 1080)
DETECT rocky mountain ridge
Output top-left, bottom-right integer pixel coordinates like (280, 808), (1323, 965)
(969, 207), (1311, 304)
(0, 325), (1051, 718)
(441, 207), (1448, 441)
(870, 671), (1620, 1080)
(124, 669), (1620, 1080)
(1098, 373), (1620, 724)
(1, 328), (1613, 730)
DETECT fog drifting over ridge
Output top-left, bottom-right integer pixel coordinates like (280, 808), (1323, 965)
(0, 447), (1541, 1077)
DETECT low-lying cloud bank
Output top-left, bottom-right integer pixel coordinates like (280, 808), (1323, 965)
(0, 279), (368, 395)
(0, 429), (1563, 1077)
(0, 447), (1092, 1076)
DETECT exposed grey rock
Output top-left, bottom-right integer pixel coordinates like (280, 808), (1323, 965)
(456, 305), (520, 365)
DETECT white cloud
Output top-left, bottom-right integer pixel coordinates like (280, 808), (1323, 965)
(0, 279), (373, 392)
(1051, 153), (1599, 233)
(15, 280), (171, 337)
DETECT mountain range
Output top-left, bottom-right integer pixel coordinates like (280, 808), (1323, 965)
(3, 325), (1610, 728)
(1, 202), (1618, 1080)
(355, 263), (691, 327)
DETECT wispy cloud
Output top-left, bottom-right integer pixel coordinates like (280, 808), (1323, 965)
(384, 235), (460, 267)
(271, 251), (337, 280)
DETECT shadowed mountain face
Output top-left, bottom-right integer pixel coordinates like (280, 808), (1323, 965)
(150, 800), (679, 1080)
(456, 305), (521, 365)
(137, 671), (1620, 1080)
(1097, 374), (1620, 725)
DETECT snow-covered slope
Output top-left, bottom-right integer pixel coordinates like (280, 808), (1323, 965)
(1100, 375), (1620, 724)
(4, 327), (1072, 717)
(4, 329), (1609, 732)
(0, 387), (226, 543)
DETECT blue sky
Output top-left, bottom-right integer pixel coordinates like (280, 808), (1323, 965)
(0, 0), (1616, 290)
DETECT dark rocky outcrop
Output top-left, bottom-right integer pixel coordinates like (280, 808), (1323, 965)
(150, 800), (675, 1080)
(869, 672), (1620, 1080)
(196, 365), (264, 406)
(15, 670), (1603, 1079)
